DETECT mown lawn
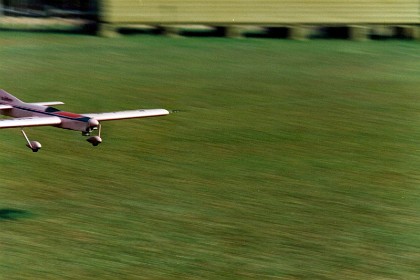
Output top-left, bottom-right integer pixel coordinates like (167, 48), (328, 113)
(0, 32), (419, 279)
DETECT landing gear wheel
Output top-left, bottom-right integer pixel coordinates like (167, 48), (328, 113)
(87, 136), (102, 146)
(86, 123), (102, 147)
(21, 129), (42, 152)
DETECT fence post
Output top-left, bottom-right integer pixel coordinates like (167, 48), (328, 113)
(349, 25), (369, 41)
(0, 0), (3, 16)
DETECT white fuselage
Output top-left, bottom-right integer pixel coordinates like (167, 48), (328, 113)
(3, 102), (96, 132)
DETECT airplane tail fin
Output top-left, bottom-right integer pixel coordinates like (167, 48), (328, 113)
(0, 89), (23, 105)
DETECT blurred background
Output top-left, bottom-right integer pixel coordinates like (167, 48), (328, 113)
(0, 0), (97, 18)
(0, 0), (419, 39)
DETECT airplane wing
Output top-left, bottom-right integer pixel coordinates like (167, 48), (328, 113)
(84, 109), (170, 121)
(28, 101), (64, 106)
(0, 104), (13, 110)
(0, 116), (62, 129)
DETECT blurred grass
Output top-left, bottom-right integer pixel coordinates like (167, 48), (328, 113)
(0, 32), (419, 279)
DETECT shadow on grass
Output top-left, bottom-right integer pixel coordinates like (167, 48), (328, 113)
(0, 209), (32, 221)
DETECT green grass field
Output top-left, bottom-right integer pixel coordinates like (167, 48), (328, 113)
(0, 32), (419, 279)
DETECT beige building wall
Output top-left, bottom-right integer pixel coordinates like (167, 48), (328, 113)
(101, 0), (419, 24)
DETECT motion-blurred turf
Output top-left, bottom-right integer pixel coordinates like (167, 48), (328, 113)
(0, 33), (419, 279)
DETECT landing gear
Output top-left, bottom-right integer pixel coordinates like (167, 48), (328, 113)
(21, 129), (42, 152)
(86, 123), (102, 147)
(20, 121), (103, 151)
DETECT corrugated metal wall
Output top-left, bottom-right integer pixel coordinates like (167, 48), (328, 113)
(101, 0), (419, 24)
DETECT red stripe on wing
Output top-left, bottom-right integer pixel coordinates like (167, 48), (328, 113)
(55, 111), (84, 118)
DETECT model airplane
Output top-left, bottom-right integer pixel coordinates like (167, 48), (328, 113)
(0, 89), (169, 152)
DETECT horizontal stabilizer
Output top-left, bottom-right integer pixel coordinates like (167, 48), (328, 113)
(0, 104), (13, 110)
(84, 109), (170, 121)
(29, 101), (65, 106)
(0, 116), (62, 129)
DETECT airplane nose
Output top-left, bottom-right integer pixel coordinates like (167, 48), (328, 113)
(88, 118), (99, 128)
